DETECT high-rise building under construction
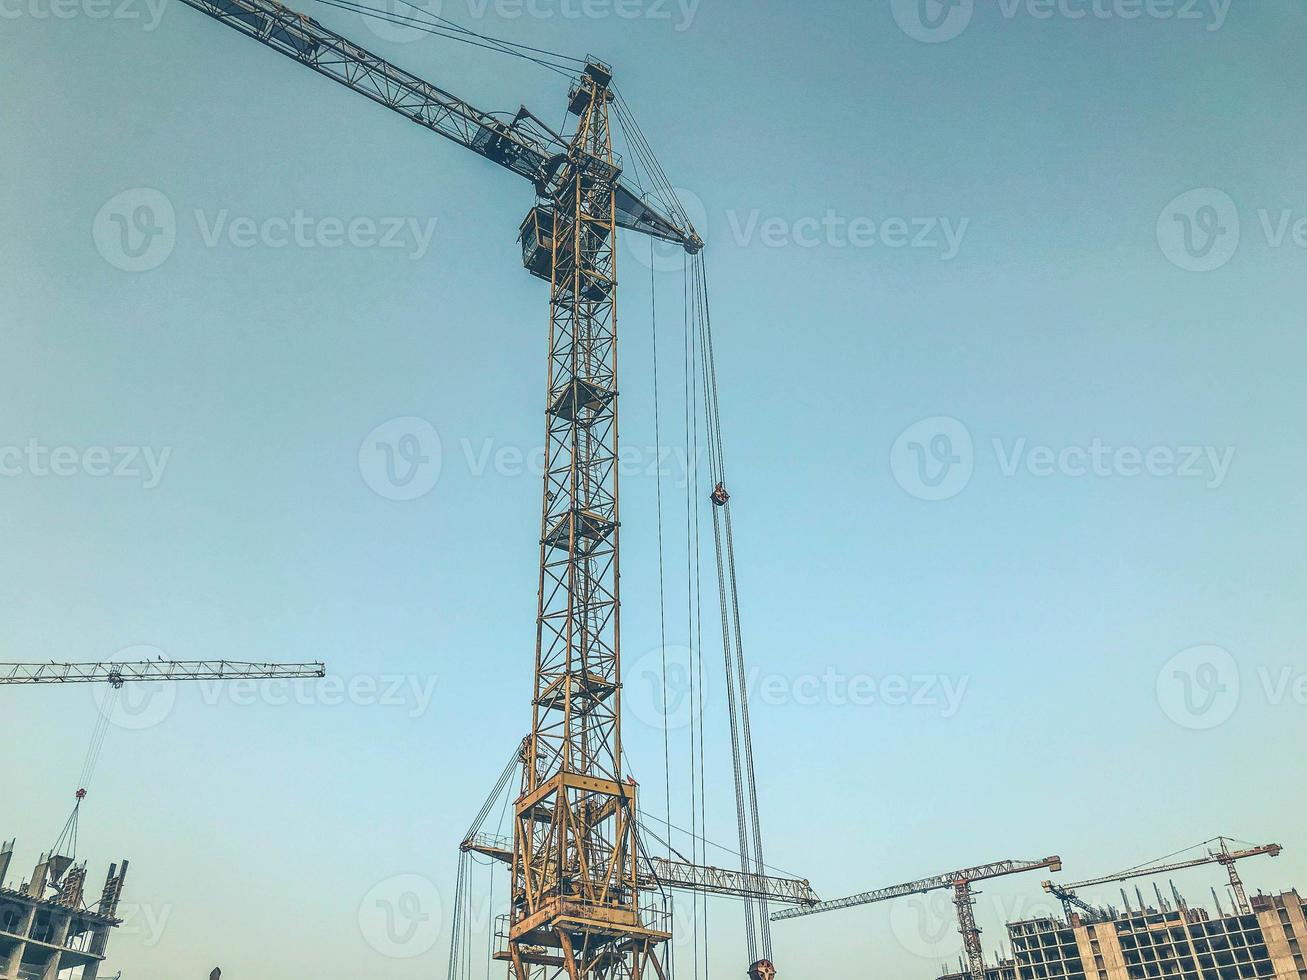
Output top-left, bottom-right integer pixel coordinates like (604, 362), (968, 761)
(0, 836), (126, 980)
(941, 891), (1307, 980)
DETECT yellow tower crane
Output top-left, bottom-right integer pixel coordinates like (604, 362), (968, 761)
(115, 4), (737, 978)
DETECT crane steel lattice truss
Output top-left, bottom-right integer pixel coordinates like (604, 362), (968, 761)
(462, 835), (820, 909)
(0, 661), (326, 687)
(134, 4), (702, 978)
(1043, 839), (1282, 920)
(773, 856), (1063, 980)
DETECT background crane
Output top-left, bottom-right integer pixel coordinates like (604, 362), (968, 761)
(134, 3), (727, 979)
(1043, 839), (1282, 921)
(0, 661), (326, 687)
(771, 856), (1062, 980)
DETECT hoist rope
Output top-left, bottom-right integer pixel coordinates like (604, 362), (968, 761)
(309, 0), (581, 78)
(651, 240), (674, 874)
(78, 686), (119, 792)
(692, 251), (773, 964)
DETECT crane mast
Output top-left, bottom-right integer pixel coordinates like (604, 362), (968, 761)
(507, 60), (670, 980)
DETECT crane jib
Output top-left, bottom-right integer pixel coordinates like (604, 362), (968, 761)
(171, 0), (700, 251)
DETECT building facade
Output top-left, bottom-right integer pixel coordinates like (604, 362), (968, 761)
(1002, 891), (1307, 980)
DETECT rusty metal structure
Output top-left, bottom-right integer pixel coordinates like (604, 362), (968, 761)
(508, 60), (671, 980)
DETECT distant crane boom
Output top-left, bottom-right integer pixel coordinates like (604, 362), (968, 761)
(1045, 839), (1281, 917)
(0, 661), (326, 687)
(772, 856), (1063, 922)
(772, 855), (1062, 980)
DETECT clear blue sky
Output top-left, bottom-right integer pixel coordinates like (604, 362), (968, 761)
(3, 1), (1306, 978)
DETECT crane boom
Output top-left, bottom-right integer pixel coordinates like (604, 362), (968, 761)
(461, 835), (818, 907)
(1054, 842), (1281, 892)
(772, 855), (1061, 980)
(771, 856), (1063, 922)
(166, 0), (699, 250)
(0, 661), (326, 686)
(1045, 839), (1282, 917)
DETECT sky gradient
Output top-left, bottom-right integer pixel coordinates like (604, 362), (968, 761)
(3, 1), (1306, 977)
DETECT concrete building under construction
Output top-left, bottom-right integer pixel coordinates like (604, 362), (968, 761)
(940, 891), (1307, 980)
(0, 837), (127, 980)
